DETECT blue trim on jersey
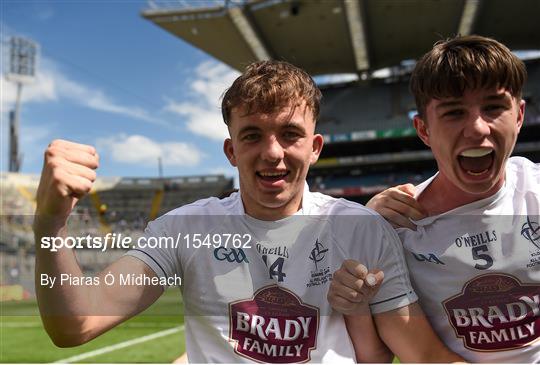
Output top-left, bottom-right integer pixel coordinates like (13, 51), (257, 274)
(369, 291), (413, 306)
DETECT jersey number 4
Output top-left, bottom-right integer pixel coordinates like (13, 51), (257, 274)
(262, 255), (287, 282)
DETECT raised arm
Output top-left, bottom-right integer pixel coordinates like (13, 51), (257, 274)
(34, 139), (163, 347)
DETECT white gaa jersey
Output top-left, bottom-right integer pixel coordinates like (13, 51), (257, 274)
(398, 156), (540, 363)
(127, 185), (417, 363)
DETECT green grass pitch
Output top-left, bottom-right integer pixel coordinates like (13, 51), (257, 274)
(0, 288), (186, 363)
(1, 289), (402, 363)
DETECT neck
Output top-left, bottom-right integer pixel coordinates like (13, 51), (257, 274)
(241, 195), (303, 221)
(419, 173), (504, 216)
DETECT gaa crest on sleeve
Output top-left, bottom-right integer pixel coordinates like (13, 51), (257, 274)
(229, 285), (319, 363)
(443, 273), (540, 351)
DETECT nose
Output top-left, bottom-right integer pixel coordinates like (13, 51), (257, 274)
(260, 135), (284, 162)
(463, 113), (491, 140)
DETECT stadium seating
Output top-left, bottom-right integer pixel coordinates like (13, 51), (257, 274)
(318, 79), (414, 135)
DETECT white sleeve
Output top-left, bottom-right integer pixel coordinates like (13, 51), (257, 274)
(351, 216), (418, 314)
(124, 216), (183, 289)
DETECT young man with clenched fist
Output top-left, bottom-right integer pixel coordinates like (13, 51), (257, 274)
(34, 61), (461, 363)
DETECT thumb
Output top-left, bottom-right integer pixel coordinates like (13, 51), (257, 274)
(399, 183), (417, 197)
(365, 270), (384, 288)
(344, 259), (368, 279)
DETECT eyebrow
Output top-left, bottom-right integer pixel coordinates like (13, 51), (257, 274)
(435, 100), (462, 111)
(484, 93), (510, 101)
(237, 121), (306, 135)
(283, 121), (306, 130)
(237, 126), (261, 136)
(435, 92), (510, 111)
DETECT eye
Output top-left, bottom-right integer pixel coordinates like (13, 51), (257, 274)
(484, 104), (506, 113)
(241, 133), (260, 142)
(284, 131), (298, 139)
(283, 131), (303, 141)
(442, 109), (464, 118)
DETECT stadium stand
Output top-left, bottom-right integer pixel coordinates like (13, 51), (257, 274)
(317, 79), (413, 135)
(141, 0), (539, 204)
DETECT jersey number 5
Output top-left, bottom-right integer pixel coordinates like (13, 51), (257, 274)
(472, 245), (493, 270)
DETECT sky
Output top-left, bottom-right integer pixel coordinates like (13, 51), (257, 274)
(1, 0), (242, 181)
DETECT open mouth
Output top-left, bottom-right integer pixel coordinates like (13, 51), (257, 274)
(457, 148), (494, 176)
(256, 171), (290, 182)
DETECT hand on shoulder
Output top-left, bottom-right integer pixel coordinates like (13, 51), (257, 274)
(367, 184), (426, 229)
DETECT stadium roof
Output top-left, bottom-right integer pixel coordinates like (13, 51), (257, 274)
(143, 0), (540, 76)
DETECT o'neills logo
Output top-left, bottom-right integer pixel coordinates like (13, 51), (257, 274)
(444, 273), (540, 352)
(229, 285), (319, 363)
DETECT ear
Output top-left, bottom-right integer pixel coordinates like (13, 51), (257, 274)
(413, 115), (430, 147)
(223, 138), (237, 167)
(309, 134), (324, 165)
(517, 99), (526, 131)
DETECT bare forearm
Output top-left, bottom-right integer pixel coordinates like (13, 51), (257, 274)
(34, 217), (164, 346)
(34, 216), (98, 343)
(375, 303), (465, 363)
(31, 140), (164, 347)
(345, 312), (393, 363)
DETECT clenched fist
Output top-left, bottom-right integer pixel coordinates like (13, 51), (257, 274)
(35, 139), (99, 222)
(327, 260), (384, 315)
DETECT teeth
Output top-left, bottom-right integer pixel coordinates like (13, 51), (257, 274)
(259, 171), (286, 177)
(466, 169), (488, 176)
(460, 148), (493, 158)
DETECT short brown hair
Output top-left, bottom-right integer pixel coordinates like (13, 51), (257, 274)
(221, 60), (321, 125)
(410, 35), (527, 117)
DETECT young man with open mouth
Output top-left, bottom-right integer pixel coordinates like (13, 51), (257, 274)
(329, 35), (539, 363)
